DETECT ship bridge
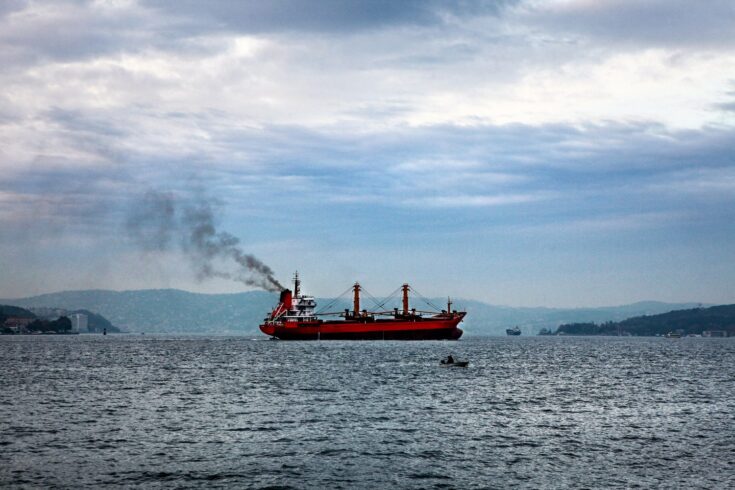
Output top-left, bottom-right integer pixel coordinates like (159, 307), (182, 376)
(276, 272), (318, 322)
(283, 294), (317, 321)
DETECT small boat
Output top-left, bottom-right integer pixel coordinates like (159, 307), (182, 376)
(665, 332), (681, 338)
(506, 326), (521, 336)
(440, 358), (469, 367)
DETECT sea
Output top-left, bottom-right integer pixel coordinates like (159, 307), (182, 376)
(1, 335), (733, 489)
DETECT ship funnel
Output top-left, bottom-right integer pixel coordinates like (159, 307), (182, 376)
(272, 289), (292, 319)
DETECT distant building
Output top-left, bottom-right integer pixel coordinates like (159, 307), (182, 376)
(3, 317), (33, 334)
(70, 313), (88, 333)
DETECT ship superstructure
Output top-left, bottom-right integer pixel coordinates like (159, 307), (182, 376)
(260, 273), (465, 340)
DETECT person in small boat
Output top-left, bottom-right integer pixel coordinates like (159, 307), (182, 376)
(446, 355), (454, 364)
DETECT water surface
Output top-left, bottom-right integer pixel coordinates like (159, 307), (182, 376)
(1, 336), (733, 488)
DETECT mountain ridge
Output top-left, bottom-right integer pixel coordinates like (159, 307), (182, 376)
(1, 289), (706, 335)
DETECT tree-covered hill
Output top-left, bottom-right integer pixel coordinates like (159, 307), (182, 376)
(1, 305), (73, 334)
(2, 289), (277, 334)
(2, 304), (119, 334)
(0, 304), (36, 322)
(26, 307), (120, 333)
(555, 304), (735, 336)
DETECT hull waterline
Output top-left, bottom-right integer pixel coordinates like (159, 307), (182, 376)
(260, 316), (465, 341)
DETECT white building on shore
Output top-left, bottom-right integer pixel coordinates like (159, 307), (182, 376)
(70, 313), (88, 333)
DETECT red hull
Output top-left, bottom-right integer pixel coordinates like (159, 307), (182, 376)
(260, 314), (465, 341)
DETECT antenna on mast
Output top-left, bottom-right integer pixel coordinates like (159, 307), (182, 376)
(293, 271), (300, 297)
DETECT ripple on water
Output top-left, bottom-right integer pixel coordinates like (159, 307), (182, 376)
(0, 335), (733, 488)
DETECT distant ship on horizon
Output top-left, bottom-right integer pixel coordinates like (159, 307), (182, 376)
(259, 273), (465, 340)
(506, 326), (521, 336)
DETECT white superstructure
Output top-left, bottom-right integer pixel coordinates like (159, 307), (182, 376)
(281, 273), (318, 321)
(70, 313), (88, 333)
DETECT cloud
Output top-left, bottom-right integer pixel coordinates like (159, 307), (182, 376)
(0, 0), (26, 18)
(511, 211), (696, 235)
(142, 0), (520, 34)
(3, 117), (733, 241)
(0, 1), (145, 65)
(0, 0), (521, 67)
(715, 87), (735, 113)
(524, 0), (735, 49)
(402, 192), (549, 208)
(3, 0), (733, 137)
(192, 121), (732, 216)
(647, 166), (735, 198)
(1, 0), (734, 302)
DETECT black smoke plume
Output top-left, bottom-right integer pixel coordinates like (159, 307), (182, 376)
(126, 190), (284, 292)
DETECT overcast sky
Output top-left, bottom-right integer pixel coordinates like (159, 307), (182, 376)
(1, 0), (734, 307)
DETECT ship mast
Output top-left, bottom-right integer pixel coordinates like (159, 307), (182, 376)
(402, 283), (410, 315)
(353, 282), (361, 317)
(294, 271), (301, 298)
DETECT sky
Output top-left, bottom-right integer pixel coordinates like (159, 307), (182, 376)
(1, 0), (734, 307)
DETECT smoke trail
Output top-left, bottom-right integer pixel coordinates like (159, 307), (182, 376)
(127, 190), (284, 292)
(126, 191), (176, 251)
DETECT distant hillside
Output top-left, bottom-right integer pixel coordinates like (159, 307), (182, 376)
(1, 304), (120, 333)
(71, 309), (119, 333)
(0, 304), (36, 320)
(2, 289), (277, 334)
(556, 304), (735, 336)
(452, 300), (705, 336)
(1, 289), (703, 335)
(27, 307), (120, 333)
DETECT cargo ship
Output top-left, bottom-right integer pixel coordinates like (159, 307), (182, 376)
(260, 273), (465, 340)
